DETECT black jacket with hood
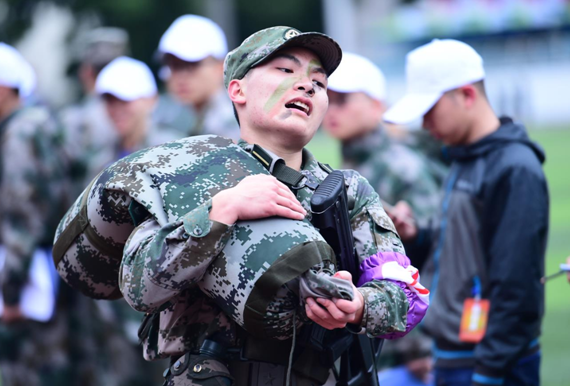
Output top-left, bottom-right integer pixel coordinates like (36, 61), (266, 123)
(409, 117), (549, 384)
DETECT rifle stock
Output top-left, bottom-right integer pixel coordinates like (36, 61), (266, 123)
(310, 170), (380, 386)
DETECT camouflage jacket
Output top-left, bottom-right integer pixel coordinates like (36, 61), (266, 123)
(152, 88), (240, 141)
(342, 127), (441, 223)
(117, 136), (409, 360)
(0, 106), (68, 305)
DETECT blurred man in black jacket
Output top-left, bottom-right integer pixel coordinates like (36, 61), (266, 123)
(385, 39), (548, 386)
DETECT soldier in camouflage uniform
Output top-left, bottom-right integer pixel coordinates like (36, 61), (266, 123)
(153, 15), (240, 141)
(59, 27), (129, 195)
(88, 56), (180, 185)
(0, 43), (71, 386)
(322, 52), (441, 224)
(112, 27), (427, 385)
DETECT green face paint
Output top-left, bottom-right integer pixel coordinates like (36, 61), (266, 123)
(307, 59), (322, 77)
(264, 77), (296, 113)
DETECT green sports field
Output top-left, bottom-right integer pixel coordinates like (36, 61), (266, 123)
(307, 128), (570, 386)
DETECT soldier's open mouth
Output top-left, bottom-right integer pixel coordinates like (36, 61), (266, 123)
(285, 100), (311, 116)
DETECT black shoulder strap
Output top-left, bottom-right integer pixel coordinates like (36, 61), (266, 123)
(248, 144), (305, 188)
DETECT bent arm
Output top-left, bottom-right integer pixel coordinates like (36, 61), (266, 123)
(349, 175), (419, 337)
(120, 200), (233, 313)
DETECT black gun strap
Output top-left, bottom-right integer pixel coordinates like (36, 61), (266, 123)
(248, 144), (305, 188)
(272, 161), (305, 187)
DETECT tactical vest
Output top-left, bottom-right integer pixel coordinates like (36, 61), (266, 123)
(53, 135), (351, 339)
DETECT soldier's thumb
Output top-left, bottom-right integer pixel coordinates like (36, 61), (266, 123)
(333, 270), (352, 282)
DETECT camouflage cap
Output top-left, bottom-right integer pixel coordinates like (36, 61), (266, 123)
(78, 27), (130, 68)
(223, 26), (342, 88)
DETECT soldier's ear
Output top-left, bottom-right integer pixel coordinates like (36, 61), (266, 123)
(228, 79), (246, 105)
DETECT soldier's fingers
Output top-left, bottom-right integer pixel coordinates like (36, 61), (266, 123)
(306, 297), (336, 321)
(275, 195), (306, 216)
(305, 304), (337, 330)
(316, 298), (350, 321)
(332, 298), (359, 315)
(278, 186), (301, 205)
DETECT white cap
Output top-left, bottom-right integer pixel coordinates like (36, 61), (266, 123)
(95, 56), (157, 101)
(384, 39), (485, 124)
(327, 52), (386, 102)
(158, 15), (227, 62)
(0, 42), (36, 97)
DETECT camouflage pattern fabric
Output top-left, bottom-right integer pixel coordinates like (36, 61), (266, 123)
(152, 89), (239, 141)
(223, 26), (341, 88)
(0, 106), (68, 305)
(54, 135), (409, 363)
(57, 135), (354, 338)
(342, 127), (441, 223)
(60, 113), (176, 385)
(0, 106), (71, 386)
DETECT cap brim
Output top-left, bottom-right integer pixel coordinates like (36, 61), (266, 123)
(255, 32), (342, 77)
(384, 92), (442, 125)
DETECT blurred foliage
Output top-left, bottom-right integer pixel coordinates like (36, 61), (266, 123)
(0, 0), (323, 66)
(235, 0), (323, 38)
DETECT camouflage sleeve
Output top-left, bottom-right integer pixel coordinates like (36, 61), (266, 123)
(119, 199), (234, 313)
(345, 172), (410, 337)
(1, 116), (53, 305)
(357, 281), (409, 337)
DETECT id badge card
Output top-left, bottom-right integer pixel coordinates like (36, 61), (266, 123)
(459, 298), (490, 343)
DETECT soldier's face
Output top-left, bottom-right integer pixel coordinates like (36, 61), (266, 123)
(103, 94), (155, 136)
(323, 91), (384, 141)
(239, 47), (329, 146)
(164, 54), (223, 108)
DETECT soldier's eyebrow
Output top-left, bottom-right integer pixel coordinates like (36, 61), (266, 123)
(308, 60), (326, 76)
(272, 53), (302, 67)
(273, 53), (326, 76)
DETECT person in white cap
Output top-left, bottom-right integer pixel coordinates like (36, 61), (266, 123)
(0, 42), (71, 385)
(322, 52), (440, 224)
(87, 56), (179, 182)
(386, 39), (548, 386)
(153, 14), (239, 141)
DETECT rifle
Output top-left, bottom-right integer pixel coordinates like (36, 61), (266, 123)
(310, 170), (382, 386)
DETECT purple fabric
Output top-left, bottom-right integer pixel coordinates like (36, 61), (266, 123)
(357, 251), (411, 287)
(358, 251), (428, 340)
(376, 279), (429, 339)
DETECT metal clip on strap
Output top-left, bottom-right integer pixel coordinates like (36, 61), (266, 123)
(249, 144), (305, 188)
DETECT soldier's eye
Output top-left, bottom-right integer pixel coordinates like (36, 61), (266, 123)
(277, 67), (293, 73)
(313, 80), (325, 88)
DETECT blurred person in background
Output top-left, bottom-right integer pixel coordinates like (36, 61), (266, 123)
(322, 52), (440, 225)
(91, 56), (179, 182)
(0, 42), (70, 386)
(153, 14), (240, 141)
(386, 39), (548, 386)
(59, 27), (128, 195)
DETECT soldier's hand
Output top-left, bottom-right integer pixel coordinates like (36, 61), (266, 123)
(1, 304), (24, 324)
(387, 201), (418, 242)
(210, 175), (306, 225)
(305, 271), (364, 330)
